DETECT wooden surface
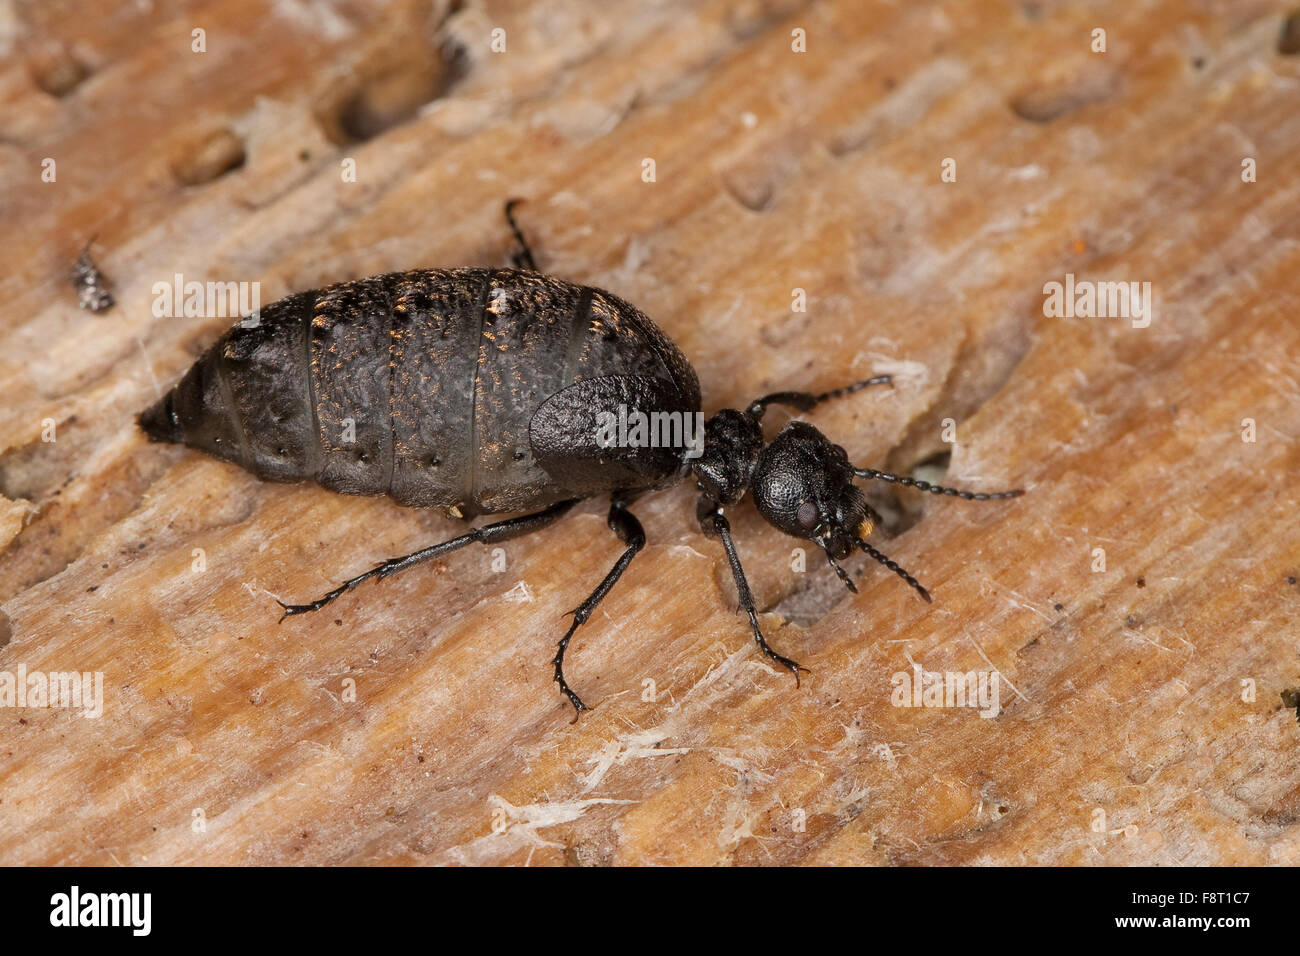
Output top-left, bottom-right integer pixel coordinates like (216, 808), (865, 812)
(2, 0), (1298, 865)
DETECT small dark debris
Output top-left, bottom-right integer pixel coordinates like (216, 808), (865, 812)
(1287, 576), (1296, 585)
(73, 237), (114, 313)
(334, 618), (343, 626)
(1125, 614), (1140, 629)
(1191, 56), (1206, 70)
(1136, 577), (1146, 588)
(18, 718), (28, 725)
(417, 754), (425, 763)
(1053, 602), (1064, 612)
(86, 585), (98, 593)
(1281, 688), (1300, 722)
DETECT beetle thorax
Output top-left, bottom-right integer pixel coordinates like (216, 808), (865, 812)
(691, 409), (764, 504)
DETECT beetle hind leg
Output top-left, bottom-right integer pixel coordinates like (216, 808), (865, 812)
(552, 495), (646, 721)
(276, 498), (578, 619)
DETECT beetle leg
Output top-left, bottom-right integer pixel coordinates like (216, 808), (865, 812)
(704, 502), (809, 685)
(276, 498), (578, 619)
(503, 198), (537, 272)
(746, 374), (892, 420)
(552, 496), (646, 721)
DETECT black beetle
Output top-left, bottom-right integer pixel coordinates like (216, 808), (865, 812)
(139, 202), (1022, 719)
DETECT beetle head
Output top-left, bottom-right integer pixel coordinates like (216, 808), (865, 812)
(750, 421), (872, 558)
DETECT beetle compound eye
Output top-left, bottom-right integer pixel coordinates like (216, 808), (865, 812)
(796, 500), (819, 528)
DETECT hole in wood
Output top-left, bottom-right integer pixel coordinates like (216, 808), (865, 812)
(1009, 67), (1118, 123)
(172, 128), (247, 187)
(1279, 10), (1300, 55)
(315, 36), (468, 145)
(29, 46), (90, 97)
(872, 449), (952, 537)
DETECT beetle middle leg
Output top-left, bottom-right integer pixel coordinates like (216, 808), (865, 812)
(276, 498), (578, 619)
(552, 495), (646, 721)
(699, 499), (808, 685)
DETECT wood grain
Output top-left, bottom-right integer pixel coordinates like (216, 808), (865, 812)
(1, 0), (1298, 865)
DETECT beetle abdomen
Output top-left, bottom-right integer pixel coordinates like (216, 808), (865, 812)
(139, 289), (320, 484)
(140, 268), (701, 516)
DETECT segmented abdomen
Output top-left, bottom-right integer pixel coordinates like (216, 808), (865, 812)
(149, 268), (699, 516)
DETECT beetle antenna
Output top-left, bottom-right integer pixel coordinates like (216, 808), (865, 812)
(856, 538), (932, 603)
(817, 539), (858, 594)
(854, 467), (1024, 501)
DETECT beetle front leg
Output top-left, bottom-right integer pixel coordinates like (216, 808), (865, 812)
(746, 374), (892, 420)
(700, 500), (808, 685)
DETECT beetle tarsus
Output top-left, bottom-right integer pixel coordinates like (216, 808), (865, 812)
(553, 632), (590, 721)
(747, 374), (893, 420)
(276, 581), (353, 621)
(745, 608), (810, 687)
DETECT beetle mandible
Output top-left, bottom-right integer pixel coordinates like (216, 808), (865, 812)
(138, 202), (1023, 719)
